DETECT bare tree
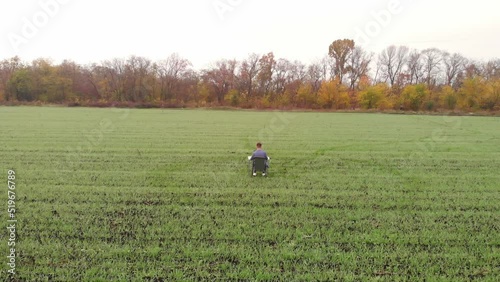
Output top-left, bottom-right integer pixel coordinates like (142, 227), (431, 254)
(306, 61), (324, 93)
(157, 53), (192, 101)
(59, 60), (99, 101)
(442, 52), (467, 87)
(318, 55), (335, 81)
(378, 45), (409, 87)
(202, 59), (238, 103)
(270, 59), (306, 98)
(373, 60), (383, 84)
(83, 63), (103, 100)
(406, 50), (424, 85)
(288, 60), (307, 82)
(347, 47), (372, 90)
(464, 60), (482, 79)
(481, 59), (500, 80)
(272, 58), (291, 96)
(284, 60), (307, 100)
(422, 48), (443, 87)
(101, 58), (126, 101)
(124, 56), (153, 102)
(238, 53), (261, 100)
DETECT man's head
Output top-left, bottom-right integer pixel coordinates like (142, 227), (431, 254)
(256, 142), (262, 149)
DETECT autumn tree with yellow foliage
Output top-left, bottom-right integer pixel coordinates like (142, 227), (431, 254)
(317, 79), (350, 109)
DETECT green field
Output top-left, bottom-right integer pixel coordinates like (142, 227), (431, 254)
(1, 107), (499, 281)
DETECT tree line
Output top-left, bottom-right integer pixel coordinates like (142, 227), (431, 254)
(1, 39), (499, 112)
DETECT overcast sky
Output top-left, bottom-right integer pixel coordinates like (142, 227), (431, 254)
(1, 0), (498, 69)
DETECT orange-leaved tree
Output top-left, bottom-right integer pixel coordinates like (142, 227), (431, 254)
(328, 39), (355, 83)
(317, 79), (350, 109)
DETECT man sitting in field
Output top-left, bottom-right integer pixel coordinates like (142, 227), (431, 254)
(250, 142), (269, 176)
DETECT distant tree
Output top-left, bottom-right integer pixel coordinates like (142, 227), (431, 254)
(346, 47), (372, 90)
(458, 77), (489, 110)
(202, 59), (238, 104)
(224, 89), (240, 106)
(7, 68), (33, 101)
(358, 83), (391, 110)
(17, 58), (74, 103)
(378, 45), (409, 87)
(463, 61), (482, 79)
(438, 85), (458, 110)
(317, 79), (350, 109)
(328, 39), (355, 83)
(272, 59), (306, 102)
(306, 61), (324, 93)
(406, 50), (424, 85)
(85, 63), (112, 101)
(0, 57), (22, 101)
(123, 56), (154, 102)
(319, 55), (335, 81)
(442, 52), (466, 87)
(284, 60), (307, 100)
(296, 83), (316, 108)
(271, 58), (290, 97)
(481, 59), (500, 80)
(238, 53), (261, 101)
(100, 58), (126, 101)
(256, 52), (276, 97)
(468, 76), (500, 111)
(484, 78), (500, 110)
(400, 84), (429, 111)
(59, 60), (100, 102)
(157, 54), (193, 102)
(421, 48), (443, 88)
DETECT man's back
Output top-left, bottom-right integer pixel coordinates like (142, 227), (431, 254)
(251, 149), (267, 160)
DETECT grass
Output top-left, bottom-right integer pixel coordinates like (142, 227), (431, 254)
(1, 106), (499, 281)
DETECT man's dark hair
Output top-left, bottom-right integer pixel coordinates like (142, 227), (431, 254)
(256, 142), (262, 148)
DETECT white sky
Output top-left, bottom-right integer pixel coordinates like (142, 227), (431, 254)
(1, 0), (499, 69)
